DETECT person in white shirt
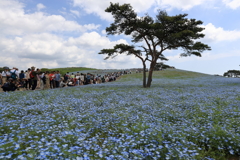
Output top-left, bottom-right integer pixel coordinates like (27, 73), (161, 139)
(1, 68), (10, 84)
(60, 79), (67, 88)
(10, 67), (19, 80)
(80, 74), (84, 85)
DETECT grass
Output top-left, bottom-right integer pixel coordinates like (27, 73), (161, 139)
(0, 69), (239, 159)
(117, 69), (210, 83)
(153, 69), (210, 79)
(40, 67), (97, 74)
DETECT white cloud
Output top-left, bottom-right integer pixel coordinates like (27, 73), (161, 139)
(222, 0), (240, 9)
(155, 0), (212, 10)
(71, 0), (217, 20)
(0, 0), (100, 36)
(37, 3), (46, 11)
(72, 0), (155, 21)
(0, 0), (143, 71)
(70, 10), (80, 17)
(167, 50), (240, 63)
(202, 23), (240, 42)
(0, 29), (141, 70)
(0, 0), (23, 13)
(101, 30), (107, 35)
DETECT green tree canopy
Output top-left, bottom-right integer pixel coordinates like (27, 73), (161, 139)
(99, 3), (211, 88)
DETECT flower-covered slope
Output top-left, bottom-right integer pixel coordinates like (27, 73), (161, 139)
(0, 69), (240, 159)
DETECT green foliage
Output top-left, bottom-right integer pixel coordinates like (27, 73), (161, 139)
(154, 62), (173, 70)
(223, 70), (240, 77)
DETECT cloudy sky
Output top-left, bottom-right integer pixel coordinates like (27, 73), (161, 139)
(1, 0), (240, 75)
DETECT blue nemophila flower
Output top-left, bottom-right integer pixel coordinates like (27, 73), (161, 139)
(0, 74), (239, 159)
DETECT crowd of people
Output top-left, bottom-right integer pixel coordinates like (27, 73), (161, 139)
(0, 66), (130, 92)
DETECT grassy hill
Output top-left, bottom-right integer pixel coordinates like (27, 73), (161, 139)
(40, 67), (97, 74)
(152, 69), (210, 79)
(117, 69), (211, 83)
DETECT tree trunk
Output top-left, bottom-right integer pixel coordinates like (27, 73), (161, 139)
(146, 69), (153, 88)
(142, 62), (147, 88)
(146, 61), (156, 88)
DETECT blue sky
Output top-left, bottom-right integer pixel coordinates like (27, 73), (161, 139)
(1, 0), (240, 75)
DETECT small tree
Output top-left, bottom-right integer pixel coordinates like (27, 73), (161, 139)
(99, 3), (211, 88)
(154, 62), (173, 70)
(224, 70), (240, 77)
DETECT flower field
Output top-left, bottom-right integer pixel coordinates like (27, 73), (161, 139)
(0, 69), (240, 159)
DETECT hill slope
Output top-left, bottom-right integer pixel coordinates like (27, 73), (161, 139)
(40, 67), (97, 73)
(117, 69), (211, 83)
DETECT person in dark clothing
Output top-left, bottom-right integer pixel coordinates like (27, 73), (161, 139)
(30, 66), (38, 90)
(86, 73), (91, 84)
(19, 70), (25, 80)
(1, 79), (17, 92)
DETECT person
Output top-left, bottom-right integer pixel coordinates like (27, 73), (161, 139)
(64, 73), (69, 82)
(105, 75), (109, 82)
(0, 72), (2, 86)
(10, 67), (19, 80)
(30, 66), (38, 90)
(1, 78), (17, 92)
(17, 79), (26, 91)
(19, 70), (25, 80)
(49, 71), (55, 89)
(2, 68), (10, 84)
(54, 70), (61, 88)
(60, 79), (67, 88)
(66, 72), (70, 77)
(36, 68), (41, 89)
(70, 73), (75, 79)
(80, 74), (84, 85)
(86, 73), (91, 84)
(75, 77), (80, 86)
(39, 71), (45, 90)
(97, 75), (102, 84)
(25, 68), (31, 90)
(101, 76), (105, 83)
(44, 71), (50, 90)
(67, 78), (75, 87)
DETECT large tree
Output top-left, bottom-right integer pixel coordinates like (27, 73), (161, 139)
(99, 3), (211, 88)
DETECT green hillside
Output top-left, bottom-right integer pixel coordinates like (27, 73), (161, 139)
(118, 69), (210, 82)
(153, 69), (210, 79)
(40, 67), (97, 74)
